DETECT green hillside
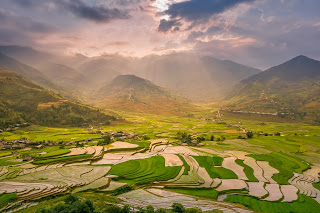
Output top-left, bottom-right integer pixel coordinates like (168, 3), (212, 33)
(0, 69), (116, 128)
(225, 56), (320, 123)
(94, 75), (194, 115)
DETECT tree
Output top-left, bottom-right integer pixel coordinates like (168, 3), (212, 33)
(210, 135), (214, 141)
(177, 131), (192, 145)
(196, 136), (205, 143)
(172, 203), (185, 213)
(246, 131), (254, 139)
(103, 205), (122, 213)
(98, 135), (113, 146)
(155, 209), (166, 213)
(146, 205), (155, 213)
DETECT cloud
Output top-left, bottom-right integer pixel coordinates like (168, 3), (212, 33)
(166, 0), (254, 21)
(0, 9), (56, 34)
(58, 0), (130, 23)
(158, 0), (255, 32)
(158, 19), (181, 32)
(0, 9), (57, 47)
(11, 0), (131, 23)
(12, 0), (36, 8)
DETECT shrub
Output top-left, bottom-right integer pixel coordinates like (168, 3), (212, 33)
(246, 132), (254, 138)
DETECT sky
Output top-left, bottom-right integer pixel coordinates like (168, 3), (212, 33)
(0, 0), (320, 69)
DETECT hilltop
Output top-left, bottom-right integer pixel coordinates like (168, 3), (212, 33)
(225, 55), (320, 122)
(93, 75), (194, 115)
(0, 68), (116, 128)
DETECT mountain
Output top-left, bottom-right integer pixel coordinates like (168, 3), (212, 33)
(225, 55), (320, 122)
(0, 46), (261, 101)
(0, 52), (61, 91)
(0, 45), (88, 68)
(76, 55), (135, 86)
(93, 75), (194, 115)
(138, 53), (261, 100)
(0, 68), (116, 128)
(76, 53), (261, 100)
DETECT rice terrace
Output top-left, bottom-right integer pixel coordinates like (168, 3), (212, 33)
(0, 111), (320, 213)
(0, 0), (320, 212)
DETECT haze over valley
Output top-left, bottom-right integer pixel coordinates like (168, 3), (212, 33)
(0, 1), (319, 213)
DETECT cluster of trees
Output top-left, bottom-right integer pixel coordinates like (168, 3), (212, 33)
(0, 103), (23, 129)
(176, 131), (257, 145)
(176, 131), (192, 145)
(98, 135), (113, 146)
(36, 195), (207, 213)
(0, 101), (116, 128)
(32, 103), (116, 127)
(176, 132), (223, 145)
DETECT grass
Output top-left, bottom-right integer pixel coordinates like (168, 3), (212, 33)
(0, 152), (12, 157)
(0, 193), (18, 209)
(33, 154), (93, 164)
(0, 157), (23, 166)
(235, 159), (259, 182)
(167, 188), (219, 200)
(17, 192), (118, 213)
(224, 194), (320, 213)
(128, 140), (150, 149)
(36, 149), (71, 159)
(248, 152), (310, 185)
(177, 155), (190, 175)
(193, 156), (237, 179)
(108, 156), (182, 185)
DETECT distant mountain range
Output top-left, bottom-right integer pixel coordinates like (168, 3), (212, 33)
(225, 55), (320, 122)
(0, 45), (261, 101)
(0, 45), (319, 122)
(93, 75), (194, 115)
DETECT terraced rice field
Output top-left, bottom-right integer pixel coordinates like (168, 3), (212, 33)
(0, 131), (320, 212)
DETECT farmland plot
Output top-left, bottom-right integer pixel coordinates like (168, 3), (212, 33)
(118, 188), (251, 212)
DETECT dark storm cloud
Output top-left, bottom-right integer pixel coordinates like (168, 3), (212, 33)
(11, 0), (131, 23)
(0, 9), (56, 33)
(12, 0), (36, 8)
(158, 19), (181, 32)
(158, 0), (255, 32)
(166, 0), (254, 21)
(59, 0), (130, 23)
(0, 9), (57, 47)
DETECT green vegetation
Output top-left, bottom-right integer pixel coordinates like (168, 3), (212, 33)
(0, 152), (12, 157)
(33, 154), (93, 164)
(0, 157), (23, 166)
(36, 149), (71, 159)
(246, 132), (254, 138)
(111, 185), (134, 196)
(312, 173), (320, 190)
(248, 152), (310, 184)
(34, 194), (213, 213)
(0, 193), (18, 209)
(177, 131), (192, 145)
(167, 188), (219, 200)
(108, 156), (182, 185)
(0, 69), (116, 129)
(235, 159), (259, 182)
(224, 194), (320, 213)
(36, 194), (95, 213)
(193, 156), (237, 179)
(177, 155), (190, 175)
(129, 140), (151, 149)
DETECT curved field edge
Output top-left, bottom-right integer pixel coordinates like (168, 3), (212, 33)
(108, 156), (182, 185)
(248, 152), (310, 185)
(224, 194), (320, 213)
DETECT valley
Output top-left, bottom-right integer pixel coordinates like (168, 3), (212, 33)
(0, 109), (319, 213)
(0, 46), (319, 212)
